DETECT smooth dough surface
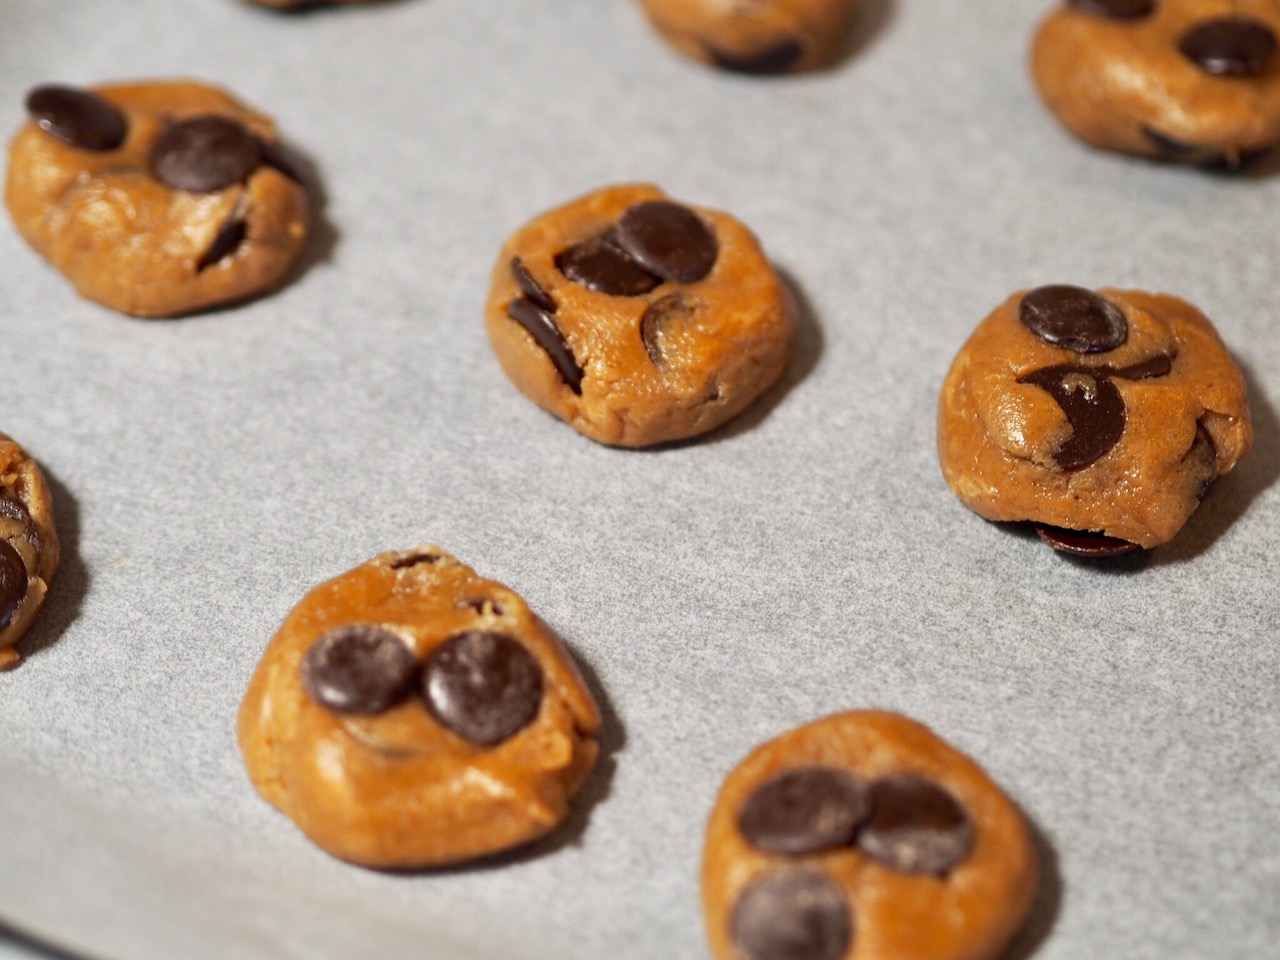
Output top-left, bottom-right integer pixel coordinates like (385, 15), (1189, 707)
(0, 433), (59, 671)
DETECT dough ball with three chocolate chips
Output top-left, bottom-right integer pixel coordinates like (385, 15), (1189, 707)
(1031, 0), (1280, 167)
(5, 79), (309, 317)
(0, 433), (59, 671)
(702, 711), (1039, 960)
(237, 546), (601, 868)
(485, 183), (794, 447)
(638, 0), (860, 74)
(938, 286), (1252, 553)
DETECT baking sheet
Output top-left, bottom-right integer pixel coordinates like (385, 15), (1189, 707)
(1, 1), (1278, 958)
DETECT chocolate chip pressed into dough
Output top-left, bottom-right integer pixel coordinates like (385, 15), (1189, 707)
(0, 433), (60, 671)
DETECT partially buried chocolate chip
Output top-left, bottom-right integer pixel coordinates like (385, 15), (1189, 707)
(737, 766), (871, 856)
(422, 631), (544, 746)
(1068, 0), (1154, 20)
(1019, 364), (1126, 470)
(301, 624), (417, 715)
(511, 257), (557, 313)
(555, 232), (661, 296)
(708, 38), (806, 75)
(26, 85), (128, 151)
(507, 296), (585, 394)
(730, 868), (852, 960)
(1184, 422), (1220, 501)
(616, 201), (719, 284)
(0, 540), (27, 632)
(1033, 524), (1140, 557)
(151, 116), (262, 193)
(1019, 285), (1128, 354)
(640, 293), (697, 366)
(1112, 352), (1174, 380)
(1179, 17), (1278, 76)
(388, 551), (441, 570)
(858, 773), (973, 875)
(196, 219), (247, 272)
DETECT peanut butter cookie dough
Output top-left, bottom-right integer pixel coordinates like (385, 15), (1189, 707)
(638, 0), (860, 74)
(1032, 0), (1280, 166)
(703, 711), (1039, 960)
(938, 286), (1252, 554)
(0, 433), (59, 671)
(485, 183), (794, 447)
(6, 80), (309, 317)
(238, 546), (601, 868)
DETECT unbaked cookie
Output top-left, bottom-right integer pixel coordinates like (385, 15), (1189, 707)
(485, 183), (794, 447)
(238, 546), (601, 868)
(638, 0), (860, 74)
(1032, 0), (1280, 166)
(703, 711), (1039, 960)
(0, 433), (59, 671)
(6, 80), (309, 317)
(938, 285), (1252, 554)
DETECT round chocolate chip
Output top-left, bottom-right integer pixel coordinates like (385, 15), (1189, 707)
(1068, 0), (1154, 20)
(737, 766), (871, 856)
(615, 201), (719, 284)
(1019, 285), (1128, 354)
(423, 631), (544, 746)
(511, 257), (557, 313)
(730, 869), (853, 960)
(25, 85), (127, 151)
(507, 296), (585, 395)
(858, 774), (974, 875)
(151, 116), (262, 193)
(0, 540), (27, 632)
(555, 232), (661, 296)
(300, 624), (417, 715)
(1018, 364), (1127, 470)
(1179, 17), (1278, 76)
(708, 38), (806, 75)
(640, 293), (697, 366)
(1033, 524), (1140, 556)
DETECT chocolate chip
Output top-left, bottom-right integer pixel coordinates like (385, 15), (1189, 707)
(511, 257), (557, 313)
(555, 232), (661, 296)
(456, 597), (504, 616)
(708, 39), (806, 75)
(0, 496), (33, 526)
(615, 201), (719, 284)
(858, 774), (973, 875)
(1184, 423), (1220, 501)
(1019, 286), (1128, 354)
(1033, 524), (1140, 556)
(507, 296), (585, 395)
(25, 85), (127, 151)
(640, 293), (697, 366)
(1179, 18), (1278, 76)
(0, 540), (28, 632)
(196, 219), (247, 272)
(300, 624), (417, 715)
(388, 551), (441, 570)
(737, 766), (871, 856)
(151, 116), (262, 193)
(1068, 0), (1154, 20)
(258, 139), (306, 185)
(1018, 364), (1127, 470)
(730, 869), (853, 960)
(1112, 352), (1174, 380)
(423, 631), (543, 746)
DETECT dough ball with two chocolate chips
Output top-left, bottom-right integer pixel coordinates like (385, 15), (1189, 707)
(485, 183), (794, 447)
(937, 286), (1252, 554)
(5, 80), (309, 317)
(0, 433), (59, 671)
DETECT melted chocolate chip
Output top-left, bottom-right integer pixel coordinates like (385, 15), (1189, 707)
(858, 774), (973, 875)
(615, 201), (719, 284)
(388, 551), (441, 570)
(151, 116), (262, 193)
(555, 232), (661, 296)
(1179, 18), (1278, 76)
(640, 293), (697, 366)
(1019, 364), (1127, 469)
(422, 631), (543, 746)
(511, 257), (557, 313)
(1068, 0), (1154, 20)
(737, 766), (871, 856)
(1033, 524), (1140, 556)
(708, 38), (806, 75)
(300, 624), (417, 715)
(25, 85), (127, 151)
(1019, 285), (1128, 354)
(196, 219), (247, 272)
(0, 540), (28, 632)
(507, 297), (585, 394)
(730, 869), (853, 960)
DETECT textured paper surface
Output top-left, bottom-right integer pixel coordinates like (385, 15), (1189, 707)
(1, 1), (1278, 958)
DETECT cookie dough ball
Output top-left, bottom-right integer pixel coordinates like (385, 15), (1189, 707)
(938, 286), (1252, 554)
(638, 0), (859, 74)
(0, 433), (59, 671)
(5, 80), (309, 317)
(485, 183), (794, 447)
(238, 546), (601, 868)
(703, 711), (1039, 960)
(1031, 1), (1280, 166)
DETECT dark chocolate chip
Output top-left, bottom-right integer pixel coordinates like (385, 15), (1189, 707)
(300, 624), (417, 715)
(25, 85), (127, 151)
(196, 219), (247, 272)
(0, 540), (28, 632)
(507, 296), (585, 395)
(1019, 285), (1128, 354)
(151, 116), (262, 193)
(1033, 524), (1141, 556)
(640, 293), (697, 366)
(858, 774), (974, 875)
(555, 232), (661, 296)
(258, 139), (306, 184)
(1018, 364), (1127, 470)
(388, 551), (441, 570)
(615, 201), (719, 284)
(422, 631), (544, 746)
(730, 869), (853, 960)
(456, 597), (504, 616)
(708, 38), (806, 75)
(1179, 17), (1278, 76)
(1112, 352), (1174, 380)
(737, 766), (871, 856)
(511, 257), (557, 313)
(1184, 423), (1220, 501)
(1068, 0), (1155, 20)
(0, 496), (33, 526)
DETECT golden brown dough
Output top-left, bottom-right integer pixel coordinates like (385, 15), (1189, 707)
(0, 433), (59, 671)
